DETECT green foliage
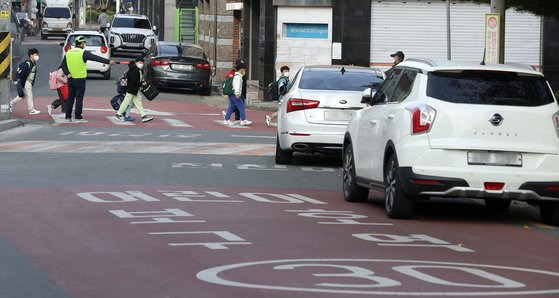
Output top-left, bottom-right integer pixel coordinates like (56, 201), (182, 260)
(471, 0), (559, 18)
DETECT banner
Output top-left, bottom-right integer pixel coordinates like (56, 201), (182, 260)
(485, 13), (501, 64)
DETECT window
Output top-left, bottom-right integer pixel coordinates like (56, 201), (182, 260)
(158, 44), (205, 59)
(68, 35), (105, 46)
(44, 7), (71, 19)
(427, 71), (555, 106)
(299, 68), (384, 91)
(374, 68), (403, 103)
(112, 18), (151, 29)
(391, 69), (418, 102)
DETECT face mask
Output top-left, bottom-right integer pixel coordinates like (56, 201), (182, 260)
(137, 63), (143, 69)
(34, 55), (39, 62)
(283, 71), (289, 77)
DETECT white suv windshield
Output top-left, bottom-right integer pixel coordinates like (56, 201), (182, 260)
(44, 7), (71, 19)
(427, 71), (555, 107)
(112, 17), (151, 29)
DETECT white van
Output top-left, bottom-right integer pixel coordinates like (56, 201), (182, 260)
(41, 5), (73, 40)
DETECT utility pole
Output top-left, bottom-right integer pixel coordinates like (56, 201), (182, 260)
(490, 0), (505, 63)
(116, 0), (121, 13)
(0, 0), (11, 120)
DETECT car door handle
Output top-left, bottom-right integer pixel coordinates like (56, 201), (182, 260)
(370, 120), (378, 125)
(387, 114), (395, 120)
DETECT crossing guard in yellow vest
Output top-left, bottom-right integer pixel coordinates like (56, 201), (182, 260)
(61, 35), (115, 122)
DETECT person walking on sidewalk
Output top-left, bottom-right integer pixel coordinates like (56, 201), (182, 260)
(114, 58), (154, 123)
(265, 66), (290, 127)
(224, 63), (251, 126)
(47, 66), (68, 117)
(98, 9), (109, 34)
(10, 48), (41, 115)
(61, 35), (115, 122)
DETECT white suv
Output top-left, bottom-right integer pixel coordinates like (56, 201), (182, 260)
(342, 59), (559, 226)
(108, 14), (158, 55)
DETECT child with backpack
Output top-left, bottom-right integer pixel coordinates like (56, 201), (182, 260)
(223, 63), (251, 126)
(47, 66), (68, 117)
(265, 66), (290, 127)
(10, 48), (41, 115)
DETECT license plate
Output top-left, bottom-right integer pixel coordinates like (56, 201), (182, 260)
(324, 110), (352, 121)
(171, 64), (193, 71)
(467, 151), (522, 167)
(125, 43), (142, 47)
(54, 28), (63, 32)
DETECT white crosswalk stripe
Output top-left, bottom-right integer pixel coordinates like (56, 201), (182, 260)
(162, 118), (192, 127)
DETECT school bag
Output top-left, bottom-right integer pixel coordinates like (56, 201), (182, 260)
(16, 60), (31, 81)
(110, 94), (125, 110)
(268, 76), (288, 101)
(222, 75), (234, 95)
(49, 71), (59, 90)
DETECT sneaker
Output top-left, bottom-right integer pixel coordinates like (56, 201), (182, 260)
(58, 113), (65, 118)
(221, 110), (226, 120)
(47, 105), (53, 115)
(240, 119), (252, 126)
(265, 115), (271, 127)
(29, 109), (40, 115)
(65, 118), (72, 122)
(124, 115), (135, 121)
(8, 104), (12, 113)
(141, 115), (154, 123)
(115, 114), (125, 122)
(223, 120), (234, 126)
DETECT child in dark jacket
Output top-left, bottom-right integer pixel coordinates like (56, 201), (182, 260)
(10, 48), (41, 115)
(114, 57), (153, 123)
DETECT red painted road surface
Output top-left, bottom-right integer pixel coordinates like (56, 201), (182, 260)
(0, 186), (558, 297)
(11, 96), (275, 132)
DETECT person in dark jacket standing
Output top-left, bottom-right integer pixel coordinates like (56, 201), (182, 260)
(385, 51), (405, 78)
(114, 57), (154, 123)
(61, 35), (115, 122)
(10, 48), (41, 115)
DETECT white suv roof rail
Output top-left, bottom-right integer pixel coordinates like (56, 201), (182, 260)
(404, 58), (437, 67)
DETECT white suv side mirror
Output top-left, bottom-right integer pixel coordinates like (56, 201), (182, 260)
(361, 88), (372, 104)
(152, 25), (157, 32)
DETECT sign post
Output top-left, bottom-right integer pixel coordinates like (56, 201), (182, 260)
(0, 0), (11, 120)
(484, 13), (500, 64)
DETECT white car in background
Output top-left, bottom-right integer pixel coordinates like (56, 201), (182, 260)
(108, 14), (158, 55)
(41, 5), (73, 39)
(60, 31), (112, 79)
(342, 59), (559, 226)
(275, 65), (384, 164)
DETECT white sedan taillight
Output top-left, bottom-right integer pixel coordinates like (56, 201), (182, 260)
(553, 112), (559, 138)
(405, 103), (436, 134)
(286, 98), (320, 113)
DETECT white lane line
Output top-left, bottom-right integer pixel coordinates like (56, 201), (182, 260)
(213, 120), (250, 129)
(231, 135), (276, 139)
(162, 118), (192, 127)
(84, 108), (175, 116)
(106, 116), (136, 125)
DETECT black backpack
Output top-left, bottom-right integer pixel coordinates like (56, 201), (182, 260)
(268, 77), (288, 101)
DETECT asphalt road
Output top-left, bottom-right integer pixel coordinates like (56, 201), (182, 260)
(0, 36), (558, 298)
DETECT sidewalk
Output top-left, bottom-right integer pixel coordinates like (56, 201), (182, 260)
(0, 119), (25, 133)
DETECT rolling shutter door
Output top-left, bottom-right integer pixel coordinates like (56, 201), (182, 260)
(370, 0), (541, 68)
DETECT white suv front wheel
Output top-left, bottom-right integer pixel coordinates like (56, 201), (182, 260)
(342, 142), (369, 202)
(384, 154), (415, 219)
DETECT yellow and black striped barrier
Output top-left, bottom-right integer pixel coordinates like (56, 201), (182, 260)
(0, 32), (10, 79)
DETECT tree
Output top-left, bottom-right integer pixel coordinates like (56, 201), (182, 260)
(471, 0), (559, 18)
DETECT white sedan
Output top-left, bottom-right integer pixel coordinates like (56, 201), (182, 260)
(60, 31), (112, 80)
(276, 65), (384, 164)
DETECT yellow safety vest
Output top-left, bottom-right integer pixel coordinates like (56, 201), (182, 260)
(66, 48), (87, 79)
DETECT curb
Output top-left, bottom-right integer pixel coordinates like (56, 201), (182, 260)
(0, 119), (25, 132)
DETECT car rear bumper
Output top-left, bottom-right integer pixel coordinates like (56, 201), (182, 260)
(151, 77), (210, 90)
(279, 130), (345, 152)
(42, 28), (71, 35)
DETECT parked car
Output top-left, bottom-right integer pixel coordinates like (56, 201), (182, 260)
(41, 5), (73, 39)
(60, 31), (112, 79)
(342, 58), (559, 226)
(275, 65), (384, 164)
(108, 14), (158, 55)
(143, 42), (212, 95)
(15, 12), (37, 37)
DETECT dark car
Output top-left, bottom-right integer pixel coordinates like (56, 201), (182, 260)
(144, 42), (212, 95)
